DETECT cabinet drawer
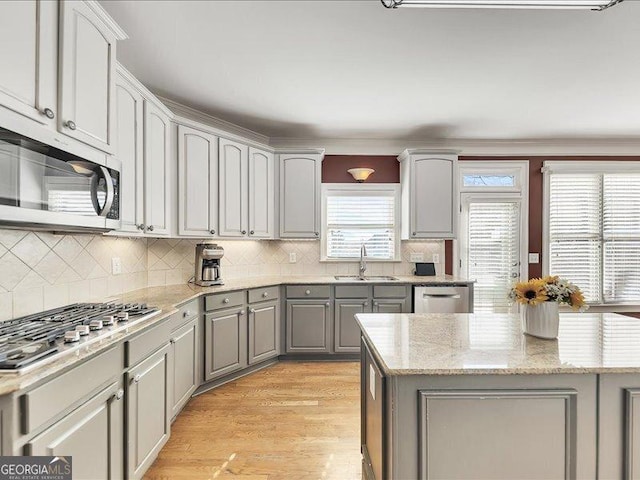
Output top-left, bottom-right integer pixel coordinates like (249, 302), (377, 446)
(335, 285), (369, 299)
(373, 285), (409, 299)
(248, 286), (279, 304)
(168, 299), (200, 331)
(21, 345), (123, 435)
(126, 319), (171, 368)
(205, 291), (245, 311)
(286, 285), (330, 299)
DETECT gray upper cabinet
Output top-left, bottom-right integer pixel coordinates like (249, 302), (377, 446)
(0, 0), (57, 127)
(143, 99), (171, 236)
(335, 299), (369, 353)
(218, 138), (249, 237)
(398, 150), (458, 239)
(279, 151), (324, 239)
(248, 147), (275, 239)
(58, 1), (123, 154)
(127, 343), (171, 480)
(177, 124), (218, 237)
(204, 308), (248, 381)
(248, 300), (279, 364)
(115, 68), (144, 234)
(27, 381), (125, 480)
(286, 300), (332, 353)
(170, 317), (199, 419)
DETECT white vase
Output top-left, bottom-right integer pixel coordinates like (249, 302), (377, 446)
(522, 302), (560, 339)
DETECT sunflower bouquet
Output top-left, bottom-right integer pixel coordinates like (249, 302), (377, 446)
(509, 276), (587, 311)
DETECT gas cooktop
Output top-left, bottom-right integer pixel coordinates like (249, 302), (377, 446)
(0, 302), (160, 373)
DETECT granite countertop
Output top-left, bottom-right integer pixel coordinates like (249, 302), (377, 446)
(356, 312), (640, 376)
(0, 274), (472, 395)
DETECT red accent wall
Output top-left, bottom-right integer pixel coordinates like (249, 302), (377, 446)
(322, 155), (399, 183)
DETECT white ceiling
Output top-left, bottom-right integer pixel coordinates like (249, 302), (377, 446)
(101, 0), (640, 142)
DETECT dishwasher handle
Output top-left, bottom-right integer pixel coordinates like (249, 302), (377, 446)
(423, 293), (461, 299)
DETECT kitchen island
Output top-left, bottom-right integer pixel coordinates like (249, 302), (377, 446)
(355, 312), (640, 480)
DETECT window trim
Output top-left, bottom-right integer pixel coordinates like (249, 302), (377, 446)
(542, 160), (640, 307)
(320, 183), (401, 262)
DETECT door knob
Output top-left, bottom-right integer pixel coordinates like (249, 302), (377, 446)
(65, 120), (76, 130)
(43, 108), (55, 119)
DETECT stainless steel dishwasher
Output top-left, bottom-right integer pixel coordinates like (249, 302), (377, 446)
(413, 285), (473, 313)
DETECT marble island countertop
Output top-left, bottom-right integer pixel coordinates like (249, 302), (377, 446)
(356, 312), (640, 376)
(0, 274), (472, 395)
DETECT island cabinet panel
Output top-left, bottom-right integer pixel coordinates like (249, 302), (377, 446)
(335, 299), (370, 353)
(597, 374), (640, 480)
(26, 381), (124, 480)
(362, 342), (386, 480)
(286, 300), (331, 353)
(418, 390), (576, 480)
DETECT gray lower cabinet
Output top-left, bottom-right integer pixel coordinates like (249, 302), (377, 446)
(170, 318), (198, 419)
(204, 308), (248, 381)
(127, 343), (171, 480)
(286, 300), (331, 353)
(335, 299), (370, 353)
(372, 300), (405, 313)
(26, 380), (125, 480)
(248, 300), (280, 364)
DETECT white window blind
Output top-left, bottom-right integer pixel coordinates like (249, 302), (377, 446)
(467, 201), (520, 313)
(324, 187), (399, 260)
(548, 170), (640, 304)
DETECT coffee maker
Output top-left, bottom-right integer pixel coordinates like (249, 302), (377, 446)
(194, 243), (224, 286)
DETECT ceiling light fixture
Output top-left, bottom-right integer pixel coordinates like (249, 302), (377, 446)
(380, 0), (624, 10)
(348, 168), (375, 182)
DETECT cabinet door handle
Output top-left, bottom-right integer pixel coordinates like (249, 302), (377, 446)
(249, 308), (256, 314)
(210, 229), (216, 235)
(305, 290), (311, 295)
(113, 389), (124, 401)
(147, 225), (154, 232)
(65, 120), (76, 130)
(183, 310), (191, 318)
(133, 374), (141, 384)
(239, 310), (245, 316)
(412, 232), (417, 236)
(241, 230), (247, 235)
(223, 298), (230, 304)
(374, 302), (379, 306)
(363, 301), (369, 307)
(170, 338), (176, 344)
(137, 224), (145, 231)
(43, 108), (55, 119)
(325, 302), (330, 307)
(314, 232), (319, 236)
(250, 230), (254, 235)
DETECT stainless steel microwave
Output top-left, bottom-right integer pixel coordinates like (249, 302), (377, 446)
(0, 128), (120, 232)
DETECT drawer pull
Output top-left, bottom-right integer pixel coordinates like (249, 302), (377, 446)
(305, 290), (311, 295)
(262, 292), (269, 298)
(223, 298), (230, 304)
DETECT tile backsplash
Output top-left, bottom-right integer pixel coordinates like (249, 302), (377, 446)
(0, 228), (443, 320)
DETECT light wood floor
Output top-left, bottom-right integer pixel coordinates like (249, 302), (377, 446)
(144, 361), (362, 480)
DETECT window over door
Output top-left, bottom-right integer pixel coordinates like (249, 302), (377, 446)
(321, 184), (400, 261)
(544, 161), (640, 305)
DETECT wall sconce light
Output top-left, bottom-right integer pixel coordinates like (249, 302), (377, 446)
(348, 168), (375, 182)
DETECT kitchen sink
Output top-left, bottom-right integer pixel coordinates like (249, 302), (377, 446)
(334, 275), (399, 282)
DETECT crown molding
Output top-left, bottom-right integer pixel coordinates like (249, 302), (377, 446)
(115, 63), (174, 118)
(269, 136), (640, 156)
(86, 1), (128, 40)
(156, 96), (271, 146)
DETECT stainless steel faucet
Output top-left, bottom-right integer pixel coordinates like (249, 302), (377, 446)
(359, 244), (367, 280)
